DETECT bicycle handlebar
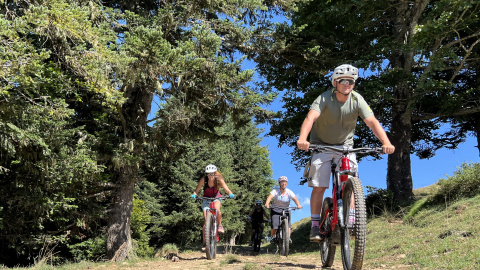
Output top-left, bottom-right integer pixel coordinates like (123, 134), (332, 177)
(196, 196), (231, 201)
(268, 206), (298, 211)
(308, 144), (383, 155)
(249, 219), (269, 223)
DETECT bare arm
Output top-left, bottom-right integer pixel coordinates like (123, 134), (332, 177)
(265, 194), (274, 208)
(218, 177), (233, 195)
(263, 209), (269, 220)
(363, 115), (395, 154)
(297, 109), (320, 151)
(193, 177), (205, 195)
(292, 197), (303, 209)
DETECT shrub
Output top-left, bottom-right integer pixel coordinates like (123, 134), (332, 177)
(131, 196), (154, 257)
(365, 186), (396, 217)
(68, 235), (106, 262)
(157, 243), (179, 259)
(430, 162), (480, 204)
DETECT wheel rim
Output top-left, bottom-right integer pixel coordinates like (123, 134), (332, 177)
(210, 219), (216, 257)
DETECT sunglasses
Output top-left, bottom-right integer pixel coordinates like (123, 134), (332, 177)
(336, 79), (355, 85)
(207, 173), (216, 177)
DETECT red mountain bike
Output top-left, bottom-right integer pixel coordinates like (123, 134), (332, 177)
(197, 196), (231, 260)
(309, 145), (383, 270)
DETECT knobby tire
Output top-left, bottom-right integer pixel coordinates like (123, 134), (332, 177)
(275, 226), (282, 255)
(205, 212), (217, 260)
(253, 228), (261, 252)
(341, 177), (367, 270)
(320, 197), (336, 267)
(282, 218), (289, 256)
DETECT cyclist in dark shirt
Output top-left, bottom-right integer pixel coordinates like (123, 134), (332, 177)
(247, 200), (269, 246)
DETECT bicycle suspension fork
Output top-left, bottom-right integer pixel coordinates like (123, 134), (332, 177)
(332, 156), (350, 229)
(337, 156), (352, 229)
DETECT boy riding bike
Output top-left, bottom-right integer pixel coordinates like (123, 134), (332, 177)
(296, 64), (395, 241)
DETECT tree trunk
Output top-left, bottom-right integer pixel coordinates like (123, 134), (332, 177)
(387, 103), (414, 203)
(385, 1), (427, 203)
(229, 233), (237, 246)
(106, 85), (153, 261)
(106, 164), (137, 261)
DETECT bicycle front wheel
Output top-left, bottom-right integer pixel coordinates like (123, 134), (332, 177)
(205, 212), (217, 260)
(281, 219), (289, 256)
(253, 229), (261, 252)
(340, 177), (367, 270)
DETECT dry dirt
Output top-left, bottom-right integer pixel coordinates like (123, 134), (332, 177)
(86, 245), (341, 270)
(86, 245), (412, 270)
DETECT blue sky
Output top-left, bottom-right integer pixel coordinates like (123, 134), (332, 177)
(148, 61), (479, 225)
(258, 110), (479, 224)
(148, 87), (478, 225)
(239, 55), (479, 222)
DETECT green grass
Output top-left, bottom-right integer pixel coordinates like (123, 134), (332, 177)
(6, 162), (480, 270)
(364, 195), (480, 269)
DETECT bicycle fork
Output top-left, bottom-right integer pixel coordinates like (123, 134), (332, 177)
(332, 155), (352, 230)
(209, 201), (219, 241)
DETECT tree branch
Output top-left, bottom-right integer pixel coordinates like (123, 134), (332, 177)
(413, 106), (480, 121)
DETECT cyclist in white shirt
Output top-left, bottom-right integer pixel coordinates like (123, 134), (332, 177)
(265, 176), (302, 242)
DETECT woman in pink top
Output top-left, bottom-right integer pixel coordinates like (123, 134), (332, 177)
(192, 164), (234, 250)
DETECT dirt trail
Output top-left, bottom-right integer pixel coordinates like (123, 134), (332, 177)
(88, 245), (412, 270)
(89, 245), (345, 270)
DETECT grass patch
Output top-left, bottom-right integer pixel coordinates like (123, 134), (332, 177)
(364, 194), (480, 269)
(220, 254), (241, 265)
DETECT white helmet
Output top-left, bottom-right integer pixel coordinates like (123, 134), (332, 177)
(205, 164), (217, 173)
(331, 64), (358, 86)
(278, 176), (288, 183)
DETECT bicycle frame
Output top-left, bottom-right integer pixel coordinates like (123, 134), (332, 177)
(311, 146), (382, 234)
(310, 145), (383, 269)
(329, 154), (355, 231)
(270, 206), (297, 256)
(271, 207), (296, 230)
(208, 201), (219, 241)
(197, 197), (230, 242)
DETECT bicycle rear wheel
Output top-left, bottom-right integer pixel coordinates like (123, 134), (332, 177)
(340, 177), (367, 270)
(320, 197), (336, 267)
(281, 219), (289, 256)
(205, 212), (217, 260)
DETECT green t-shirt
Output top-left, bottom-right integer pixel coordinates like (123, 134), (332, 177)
(310, 89), (374, 146)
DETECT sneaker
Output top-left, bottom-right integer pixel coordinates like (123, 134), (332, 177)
(349, 209), (355, 224)
(218, 225), (224, 233)
(309, 226), (323, 242)
(201, 244), (206, 251)
(270, 237), (277, 244)
(349, 215), (355, 224)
